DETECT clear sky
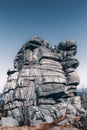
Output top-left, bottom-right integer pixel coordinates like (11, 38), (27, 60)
(0, 0), (87, 92)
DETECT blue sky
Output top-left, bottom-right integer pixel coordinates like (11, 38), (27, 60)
(0, 0), (87, 92)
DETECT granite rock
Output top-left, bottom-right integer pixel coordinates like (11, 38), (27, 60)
(2, 37), (86, 128)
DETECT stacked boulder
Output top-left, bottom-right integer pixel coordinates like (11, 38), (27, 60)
(2, 37), (86, 128)
(58, 40), (81, 108)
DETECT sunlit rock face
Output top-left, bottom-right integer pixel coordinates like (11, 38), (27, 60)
(3, 37), (83, 126)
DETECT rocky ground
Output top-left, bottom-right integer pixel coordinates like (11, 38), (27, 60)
(0, 92), (87, 130)
(0, 115), (87, 130)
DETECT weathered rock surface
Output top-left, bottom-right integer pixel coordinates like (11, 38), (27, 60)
(2, 37), (87, 129)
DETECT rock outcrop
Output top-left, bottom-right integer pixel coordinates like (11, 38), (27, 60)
(2, 37), (87, 129)
(79, 93), (87, 111)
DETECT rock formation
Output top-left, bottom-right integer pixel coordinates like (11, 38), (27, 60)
(2, 37), (87, 129)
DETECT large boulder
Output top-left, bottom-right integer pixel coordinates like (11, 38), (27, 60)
(1, 117), (19, 127)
